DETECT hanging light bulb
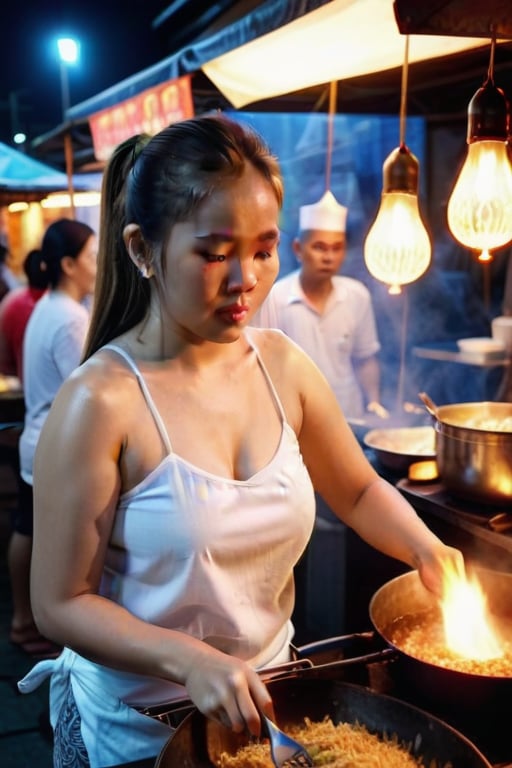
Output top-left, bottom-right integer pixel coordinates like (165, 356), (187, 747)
(364, 145), (431, 294)
(364, 35), (431, 295)
(447, 36), (512, 263)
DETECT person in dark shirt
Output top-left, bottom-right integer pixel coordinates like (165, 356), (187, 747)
(0, 249), (48, 380)
(0, 242), (20, 301)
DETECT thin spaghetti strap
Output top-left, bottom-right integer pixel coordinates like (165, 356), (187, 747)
(244, 331), (287, 424)
(102, 344), (172, 454)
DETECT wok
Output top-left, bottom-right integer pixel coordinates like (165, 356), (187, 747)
(363, 425), (436, 473)
(369, 567), (512, 716)
(347, 407), (427, 444)
(156, 672), (492, 767)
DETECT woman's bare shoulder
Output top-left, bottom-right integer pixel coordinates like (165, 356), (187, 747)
(248, 326), (299, 354)
(51, 347), (140, 426)
(247, 326), (319, 372)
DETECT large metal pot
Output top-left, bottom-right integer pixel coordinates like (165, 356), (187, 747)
(427, 400), (512, 505)
(369, 567), (512, 717)
(156, 675), (492, 767)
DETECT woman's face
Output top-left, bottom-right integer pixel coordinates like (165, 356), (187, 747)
(72, 234), (98, 299)
(158, 164), (280, 343)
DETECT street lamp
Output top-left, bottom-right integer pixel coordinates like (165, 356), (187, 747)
(57, 36), (79, 219)
(57, 37), (79, 122)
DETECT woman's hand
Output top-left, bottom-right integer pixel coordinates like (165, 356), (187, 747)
(366, 401), (390, 419)
(416, 542), (466, 599)
(184, 648), (274, 736)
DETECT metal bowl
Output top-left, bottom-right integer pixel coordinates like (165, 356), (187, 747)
(363, 425), (436, 473)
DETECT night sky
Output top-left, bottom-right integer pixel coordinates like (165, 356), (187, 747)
(0, 1), (168, 147)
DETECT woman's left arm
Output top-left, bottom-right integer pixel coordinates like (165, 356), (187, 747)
(293, 348), (464, 596)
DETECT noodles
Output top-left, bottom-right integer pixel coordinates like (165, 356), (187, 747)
(455, 415), (512, 432)
(364, 427), (436, 456)
(217, 716), (425, 767)
(386, 608), (512, 676)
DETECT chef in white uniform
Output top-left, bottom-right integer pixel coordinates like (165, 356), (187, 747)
(254, 190), (387, 420)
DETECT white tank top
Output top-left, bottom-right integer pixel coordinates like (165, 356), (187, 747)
(98, 336), (315, 703)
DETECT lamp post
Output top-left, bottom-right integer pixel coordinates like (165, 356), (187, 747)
(57, 37), (78, 122)
(57, 37), (79, 218)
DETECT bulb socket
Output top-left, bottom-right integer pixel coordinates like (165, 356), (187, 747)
(382, 145), (419, 194)
(467, 77), (510, 142)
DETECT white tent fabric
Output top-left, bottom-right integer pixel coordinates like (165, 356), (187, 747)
(66, 0), (491, 123)
(202, 0), (488, 108)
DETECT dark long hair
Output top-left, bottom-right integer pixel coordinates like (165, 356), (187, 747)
(23, 249), (49, 290)
(82, 114), (283, 360)
(40, 218), (94, 289)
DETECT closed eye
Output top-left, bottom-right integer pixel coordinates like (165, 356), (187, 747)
(200, 251), (226, 263)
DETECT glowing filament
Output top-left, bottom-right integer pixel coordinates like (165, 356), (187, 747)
(447, 140), (512, 261)
(364, 191), (431, 294)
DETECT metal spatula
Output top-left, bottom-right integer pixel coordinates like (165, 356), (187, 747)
(263, 714), (314, 767)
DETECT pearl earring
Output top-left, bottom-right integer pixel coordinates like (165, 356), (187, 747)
(138, 262), (154, 279)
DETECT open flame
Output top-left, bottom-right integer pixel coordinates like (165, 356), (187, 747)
(440, 564), (503, 661)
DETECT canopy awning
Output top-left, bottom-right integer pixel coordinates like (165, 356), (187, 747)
(66, 0), (330, 121)
(202, 0), (488, 108)
(65, 0), (502, 122)
(0, 141), (98, 205)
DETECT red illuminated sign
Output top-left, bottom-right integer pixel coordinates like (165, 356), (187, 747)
(89, 75), (194, 162)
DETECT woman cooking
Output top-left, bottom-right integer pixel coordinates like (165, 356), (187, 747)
(18, 115), (464, 768)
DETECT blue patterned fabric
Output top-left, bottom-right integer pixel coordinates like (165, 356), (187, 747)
(53, 682), (90, 768)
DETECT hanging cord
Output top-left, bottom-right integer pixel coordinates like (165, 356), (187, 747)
(394, 35), (411, 411)
(325, 80), (337, 191)
(396, 287), (409, 412)
(399, 35), (409, 147)
(481, 28), (497, 307)
(487, 27), (496, 82)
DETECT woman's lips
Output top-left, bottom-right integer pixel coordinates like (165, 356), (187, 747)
(216, 304), (250, 323)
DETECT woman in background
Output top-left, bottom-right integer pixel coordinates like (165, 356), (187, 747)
(9, 219), (96, 658)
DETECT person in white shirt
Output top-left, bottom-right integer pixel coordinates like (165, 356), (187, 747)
(254, 190), (388, 421)
(8, 218), (97, 659)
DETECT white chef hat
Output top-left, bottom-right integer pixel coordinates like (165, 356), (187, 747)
(299, 190), (348, 233)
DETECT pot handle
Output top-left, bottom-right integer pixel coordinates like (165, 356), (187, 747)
(295, 631), (383, 657)
(258, 658), (314, 682)
(259, 631), (396, 683)
(418, 392), (439, 419)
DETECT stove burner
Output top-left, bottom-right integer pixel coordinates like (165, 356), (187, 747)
(398, 480), (509, 521)
(394, 479), (512, 567)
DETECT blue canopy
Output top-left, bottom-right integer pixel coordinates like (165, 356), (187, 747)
(0, 141), (95, 203)
(0, 142), (71, 189)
